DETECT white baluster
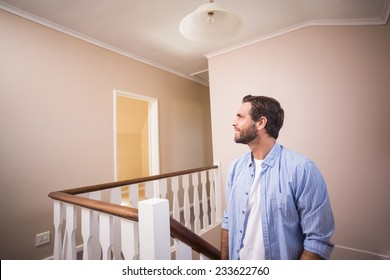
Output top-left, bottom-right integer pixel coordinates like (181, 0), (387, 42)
(99, 212), (113, 260)
(173, 175), (192, 258)
(110, 188), (122, 260)
(153, 180), (160, 198)
(89, 191), (101, 259)
(171, 177), (180, 221)
(159, 178), (168, 199)
(65, 203), (77, 260)
(209, 170), (216, 225)
(214, 163), (222, 223)
(192, 173), (201, 234)
(53, 201), (64, 260)
(145, 181), (154, 199)
(200, 171), (209, 230)
(62, 228), (67, 259)
(81, 207), (93, 260)
(138, 199), (171, 260)
(182, 174), (191, 229)
(199, 254), (210, 260)
(121, 219), (139, 260)
(128, 184), (139, 207)
(175, 240), (192, 260)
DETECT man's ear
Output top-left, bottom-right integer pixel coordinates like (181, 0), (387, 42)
(257, 116), (267, 130)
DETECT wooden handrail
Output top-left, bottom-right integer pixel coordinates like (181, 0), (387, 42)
(56, 165), (218, 195)
(49, 191), (139, 221)
(170, 218), (220, 260)
(48, 165), (221, 260)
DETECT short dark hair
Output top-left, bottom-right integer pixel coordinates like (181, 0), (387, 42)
(242, 95), (284, 139)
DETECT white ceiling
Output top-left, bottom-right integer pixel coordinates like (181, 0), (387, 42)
(1, 0), (389, 85)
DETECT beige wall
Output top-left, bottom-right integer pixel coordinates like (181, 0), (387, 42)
(208, 23), (390, 259)
(0, 10), (213, 259)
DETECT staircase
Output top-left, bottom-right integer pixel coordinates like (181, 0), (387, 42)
(48, 164), (222, 260)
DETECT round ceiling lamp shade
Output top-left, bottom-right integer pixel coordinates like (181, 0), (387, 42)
(180, 1), (243, 42)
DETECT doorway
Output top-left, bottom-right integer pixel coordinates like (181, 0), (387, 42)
(114, 90), (160, 198)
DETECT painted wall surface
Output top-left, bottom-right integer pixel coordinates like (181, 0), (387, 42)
(0, 10), (213, 259)
(208, 23), (390, 259)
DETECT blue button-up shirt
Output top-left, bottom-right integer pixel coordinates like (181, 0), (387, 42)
(222, 143), (335, 259)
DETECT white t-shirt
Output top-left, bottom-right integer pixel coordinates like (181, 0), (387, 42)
(239, 159), (265, 260)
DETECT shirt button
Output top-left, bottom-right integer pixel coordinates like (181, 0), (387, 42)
(242, 211), (245, 214)
(245, 192), (248, 195)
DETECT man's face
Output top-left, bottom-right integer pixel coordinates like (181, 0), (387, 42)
(233, 102), (258, 144)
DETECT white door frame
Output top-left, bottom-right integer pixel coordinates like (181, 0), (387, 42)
(113, 89), (160, 180)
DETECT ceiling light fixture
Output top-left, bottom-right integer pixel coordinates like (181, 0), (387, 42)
(180, 0), (243, 42)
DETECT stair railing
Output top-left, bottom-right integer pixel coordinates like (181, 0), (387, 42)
(48, 164), (222, 260)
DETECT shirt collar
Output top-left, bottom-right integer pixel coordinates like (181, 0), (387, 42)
(263, 142), (281, 167)
(247, 142), (281, 168)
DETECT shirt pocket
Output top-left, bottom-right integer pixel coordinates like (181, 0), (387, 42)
(272, 193), (298, 219)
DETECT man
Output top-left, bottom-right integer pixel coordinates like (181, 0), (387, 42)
(221, 95), (335, 260)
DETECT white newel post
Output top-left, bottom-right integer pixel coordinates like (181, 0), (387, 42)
(138, 198), (171, 260)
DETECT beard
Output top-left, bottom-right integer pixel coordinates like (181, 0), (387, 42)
(234, 122), (258, 144)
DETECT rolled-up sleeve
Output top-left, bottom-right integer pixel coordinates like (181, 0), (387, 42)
(296, 161), (335, 259)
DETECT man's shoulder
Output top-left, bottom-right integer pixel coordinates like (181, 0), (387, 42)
(279, 145), (315, 168)
(281, 146), (310, 161)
